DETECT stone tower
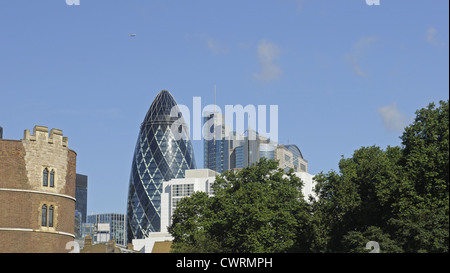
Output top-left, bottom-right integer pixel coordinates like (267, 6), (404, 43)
(0, 125), (77, 253)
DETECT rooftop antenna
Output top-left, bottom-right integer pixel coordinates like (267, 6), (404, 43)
(214, 84), (217, 114)
(214, 85), (217, 145)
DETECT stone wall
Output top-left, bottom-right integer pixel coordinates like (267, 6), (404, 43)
(0, 125), (77, 253)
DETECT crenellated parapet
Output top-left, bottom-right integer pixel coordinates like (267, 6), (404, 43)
(23, 125), (68, 147)
(1, 125), (77, 252)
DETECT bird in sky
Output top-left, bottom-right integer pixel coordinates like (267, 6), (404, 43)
(128, 34), (136, 37)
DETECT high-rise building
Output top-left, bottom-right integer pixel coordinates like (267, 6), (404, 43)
(203, 112), (230, 173)
(284, 144), (308, 172)
(126, 90), (196, 243)
(229, 129), (265, 169)
(228, 130), (308, 173)
(87, 213), (126, 246)
(75, 174), (88, 224)
(75, 174), (88, 243)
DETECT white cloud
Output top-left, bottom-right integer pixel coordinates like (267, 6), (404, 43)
(188, 34), (229, 55)
(426, 27), (440, 46)
(253, 40), (283, 83)
(347, 55), (366, 77)
(346, 36), (377, 77)
(206, 37), (228, 55)
(378, 104), (407, 132)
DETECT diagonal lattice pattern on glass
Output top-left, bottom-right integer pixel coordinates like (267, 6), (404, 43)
(126, 90), (196, 243)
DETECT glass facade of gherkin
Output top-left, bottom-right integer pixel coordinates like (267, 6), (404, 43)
(126, 90), (196, 243)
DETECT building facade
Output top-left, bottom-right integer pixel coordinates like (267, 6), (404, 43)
(203, 112), (230, 173)
(75, 174), (88, 224)
(228, 130), (308, 173)
(132, 169), (218, 253)
(203, 112), (309, 174)
(87, 213), (126, 246)
(126, 90), (196, 243)
(160, 169), (218, 233)
(0, 125), (77, 253)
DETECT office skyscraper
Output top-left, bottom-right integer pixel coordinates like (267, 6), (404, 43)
(126, 90), (196, 243)
(75, 174), (88, 224)
(203, 112), (230, 173)
(87, 213), (126, 246)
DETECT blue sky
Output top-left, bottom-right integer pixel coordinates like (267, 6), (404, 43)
(0, 0), (448, 215)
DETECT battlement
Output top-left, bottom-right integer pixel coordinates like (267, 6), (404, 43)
(23, 125), (68, 147)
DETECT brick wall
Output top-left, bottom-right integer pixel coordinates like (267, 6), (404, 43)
(0, 131), (77, 253)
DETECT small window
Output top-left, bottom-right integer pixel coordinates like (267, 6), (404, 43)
(48, 206), (54, 227)
(43, 169), (49, 187)
(173, 185), (182, 197)
(300, 164), (306, 172)
(285, 155), (291, 163)
(49, 170), (55, 187)
(41, 205), (47, 226)
(184, 184), (194, 197)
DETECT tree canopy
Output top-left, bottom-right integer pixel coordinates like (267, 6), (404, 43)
(312, 100), (449, 253)
(169, 100), (449, 253)
(169, 158), (313, 253)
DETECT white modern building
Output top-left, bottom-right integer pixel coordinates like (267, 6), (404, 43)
(132, 169), (219, 253)
(94, 223), (111, 244)
(294, 171), (317, 201)
(160, 169), (219, 233)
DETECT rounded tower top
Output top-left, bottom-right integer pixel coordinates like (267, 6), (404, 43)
(143, 90), (181, 125)
(127, 89), (196, 240)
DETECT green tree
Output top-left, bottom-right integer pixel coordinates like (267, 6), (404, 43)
(170, 100), (449, 253)
(311, 100), (449, 253)
(311, 146), (403, 252)
(169, 191), (221, 253)
(169, 158), (313, 253)
(392, 100), (449, 252)
(342, 226), (403, 253)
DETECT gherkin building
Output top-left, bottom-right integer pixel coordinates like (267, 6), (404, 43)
(126, 90), (196, 243)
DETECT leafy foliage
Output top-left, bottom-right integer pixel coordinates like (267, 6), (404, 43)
(311, 100), (449, 253)
(169, 100), (449, 253)
(169, 158), (313, 253)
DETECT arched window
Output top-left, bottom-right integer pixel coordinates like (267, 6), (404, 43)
(41, 205), (47, 226)
(48, 206), (54, 227)
(49, 170), (55, 187)
(43, 169), (49, 187)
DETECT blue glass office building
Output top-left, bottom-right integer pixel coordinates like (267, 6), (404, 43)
(203, 112), (230, 173)
(126, 90), (196, 242)
(88, 213), (126, 246)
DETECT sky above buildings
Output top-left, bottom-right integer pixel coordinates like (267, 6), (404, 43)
(0, 0), (448, 215)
